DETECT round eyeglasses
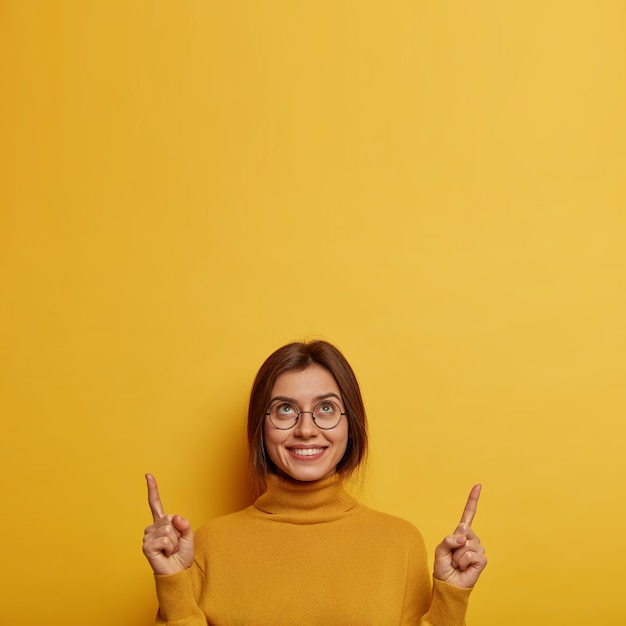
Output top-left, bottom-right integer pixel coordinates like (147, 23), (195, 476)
(266, 400), (346, 430)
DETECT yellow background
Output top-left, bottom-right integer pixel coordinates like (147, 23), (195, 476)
(1, 2), (625, 624)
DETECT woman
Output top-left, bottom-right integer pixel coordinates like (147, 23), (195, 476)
(143, 340), (487, 625)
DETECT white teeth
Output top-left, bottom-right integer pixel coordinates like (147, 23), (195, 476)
(291, 448), (324, 456)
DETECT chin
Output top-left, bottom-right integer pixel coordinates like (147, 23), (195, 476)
(281, 465), (336, 482)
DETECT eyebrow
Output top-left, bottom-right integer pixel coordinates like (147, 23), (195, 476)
(269, 392), (342, 405)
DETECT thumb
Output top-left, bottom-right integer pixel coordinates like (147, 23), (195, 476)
(435, 530), (467, 559)
(172, 514), (194, 539)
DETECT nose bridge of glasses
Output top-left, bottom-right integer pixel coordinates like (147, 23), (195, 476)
(295, 409), (317, 428)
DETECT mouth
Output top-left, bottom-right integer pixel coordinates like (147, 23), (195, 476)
(286, 447), (327, 460)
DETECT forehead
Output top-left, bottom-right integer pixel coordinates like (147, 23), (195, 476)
(270, 364), (340, 399)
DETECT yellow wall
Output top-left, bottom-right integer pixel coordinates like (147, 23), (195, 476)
(1, 2), (625, 624)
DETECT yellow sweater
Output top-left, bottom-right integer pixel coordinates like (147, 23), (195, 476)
(154, 474), (472, 625)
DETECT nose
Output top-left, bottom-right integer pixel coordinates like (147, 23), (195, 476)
(294, 411), (317, 437)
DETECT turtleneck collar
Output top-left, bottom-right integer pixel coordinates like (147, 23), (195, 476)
(253, 473), (361, 524)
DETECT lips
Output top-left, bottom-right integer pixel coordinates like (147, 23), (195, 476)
(287, 447), (327, 458)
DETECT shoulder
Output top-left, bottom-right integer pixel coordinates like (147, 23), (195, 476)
(189, 508), (257, 572)
(359, 506), (423, 533)
(195, 506), (255, 541)
(351, 505), (428, 549)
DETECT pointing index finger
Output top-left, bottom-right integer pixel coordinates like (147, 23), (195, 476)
(146, 473), (166, 522)
(460, 484), (482, 526)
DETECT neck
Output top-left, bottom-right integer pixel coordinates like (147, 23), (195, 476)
(253, 473), (359, 523)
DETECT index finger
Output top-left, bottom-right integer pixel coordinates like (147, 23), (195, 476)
(146, 473), (166, 522)
(460, 484), (482, 526)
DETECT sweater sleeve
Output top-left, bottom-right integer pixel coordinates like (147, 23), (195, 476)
(420, 579), (473, 626)
(153, 565), (207, 626)
(400, 525), (473, 626)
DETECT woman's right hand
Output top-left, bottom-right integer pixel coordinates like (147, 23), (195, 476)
(142, 473), (195, 576)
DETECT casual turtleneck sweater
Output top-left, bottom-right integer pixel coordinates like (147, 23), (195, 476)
(154, 474), (472, 626)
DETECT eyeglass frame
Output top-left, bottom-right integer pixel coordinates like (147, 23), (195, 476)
(265, 399), (347, 430)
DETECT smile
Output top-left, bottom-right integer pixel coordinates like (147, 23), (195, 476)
(288, 447), (326, 457)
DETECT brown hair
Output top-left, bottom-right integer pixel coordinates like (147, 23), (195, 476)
(247, 340), (368, 496)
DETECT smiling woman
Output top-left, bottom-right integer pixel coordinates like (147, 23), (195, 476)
(247, 341), (368, 493)
(142, 341), (487, 625)
(262, 365), (350, 482)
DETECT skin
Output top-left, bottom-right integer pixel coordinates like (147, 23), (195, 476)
(262, 364), (349, 483)
(432, 484), (487, 588)
(143, 365), (487, 587)
(143, 473), (195, 576)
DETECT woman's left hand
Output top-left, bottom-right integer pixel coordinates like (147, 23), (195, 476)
(433, 484), (488, 588)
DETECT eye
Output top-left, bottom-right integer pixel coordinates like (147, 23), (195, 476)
(317, 402), (336, 414)
(276, 403), (297, 415)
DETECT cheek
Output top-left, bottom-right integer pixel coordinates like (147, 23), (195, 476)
(333, 423), (350, 454)
(262, 421), (282, 464)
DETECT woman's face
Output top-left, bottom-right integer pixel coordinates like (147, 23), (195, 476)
(263, 364), (349, 482)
